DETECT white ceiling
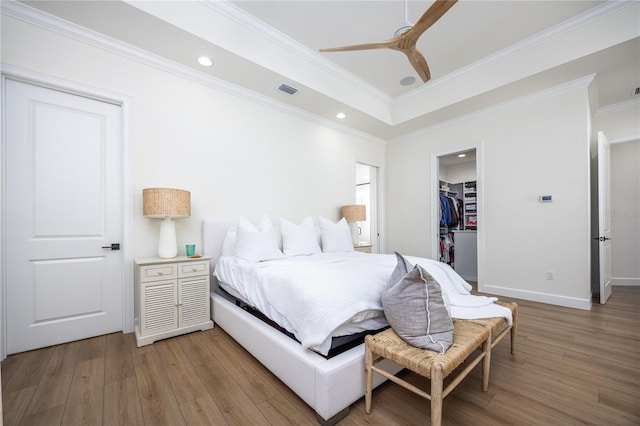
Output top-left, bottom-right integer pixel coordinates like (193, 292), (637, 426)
(233, 0), (600, 96)
(14, 0), (640, 140)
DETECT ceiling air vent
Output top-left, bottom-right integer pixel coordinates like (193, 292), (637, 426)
(278, 83), (298, 95)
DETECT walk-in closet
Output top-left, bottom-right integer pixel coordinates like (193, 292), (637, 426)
(438, 149), (477, 281)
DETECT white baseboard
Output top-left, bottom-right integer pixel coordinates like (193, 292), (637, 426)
(612, 277), (640, 286)
(480, 284), (592, 310)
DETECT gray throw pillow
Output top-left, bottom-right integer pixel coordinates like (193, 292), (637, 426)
(382, 253), (454, 354)
(388, 251), (413, 286)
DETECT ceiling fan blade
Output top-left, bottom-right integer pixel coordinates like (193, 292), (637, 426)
(319, 0), (457, 84)
(404, 47), (431, 82)
(404, 0), (458, 42)
(320, 38), (397, 53)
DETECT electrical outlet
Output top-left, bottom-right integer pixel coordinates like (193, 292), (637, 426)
(546, 271), (555, 280)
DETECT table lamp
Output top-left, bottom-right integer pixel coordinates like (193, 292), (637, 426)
(341, 204), (366, 245)
(143, 188), (191, 258)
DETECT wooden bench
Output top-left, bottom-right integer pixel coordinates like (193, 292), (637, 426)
(365, 301), (517, 426)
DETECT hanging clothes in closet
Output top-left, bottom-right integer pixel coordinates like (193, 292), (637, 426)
(439, 193), (461, 228)
(439, 233), (455, 265)
(439, 191), (462, 266)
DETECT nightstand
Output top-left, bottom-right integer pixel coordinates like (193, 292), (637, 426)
(354, 244), (373, 253)
(134, 256), (214, 346)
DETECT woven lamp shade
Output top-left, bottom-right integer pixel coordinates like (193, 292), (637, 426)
(143, 188), (191, 218)
(342, 205), (366, 222)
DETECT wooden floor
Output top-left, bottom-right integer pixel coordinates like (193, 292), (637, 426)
(2, 286), (639, 425)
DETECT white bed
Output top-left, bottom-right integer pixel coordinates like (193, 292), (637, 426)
(203, 218), (402, 424)
(202, 218), (512, 424)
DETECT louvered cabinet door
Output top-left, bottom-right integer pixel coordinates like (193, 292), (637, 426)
(135, 256), (213, 347)
(141, 280), (178, 336)
(178, 276), (210, 327)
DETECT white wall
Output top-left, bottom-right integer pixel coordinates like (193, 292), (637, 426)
(386, 81), (593, 308)
(1, 14), (385, 259)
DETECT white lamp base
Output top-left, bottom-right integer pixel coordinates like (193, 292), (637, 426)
(158, 217), (177, 258)
(349, 221), (360, 246)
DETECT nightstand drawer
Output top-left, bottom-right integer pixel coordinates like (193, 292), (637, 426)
(178, 261), (209, 278)
(139, 264), (177, 282)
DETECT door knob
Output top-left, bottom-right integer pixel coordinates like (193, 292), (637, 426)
(101, 243), (120, 250)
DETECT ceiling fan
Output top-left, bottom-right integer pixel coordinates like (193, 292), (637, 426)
(319, 0), (458, 83)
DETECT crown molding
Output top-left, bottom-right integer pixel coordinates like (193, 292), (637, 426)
(391, 0), (638, 122)
(205, 0), (632, 110)
(1, 0), (385, 144)
(420, 1), (631, 96)
(3, 0), (635, 142)
(200, 0), (391, 103)
(596, 98), (640, 117)
(388, 74), (597, 145)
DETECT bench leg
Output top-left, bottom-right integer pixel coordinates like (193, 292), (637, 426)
(430, 364), (444, 426)
(364, 341), (373, 414)
(511, 310), (518, 354)
(482, 332), (492, 391)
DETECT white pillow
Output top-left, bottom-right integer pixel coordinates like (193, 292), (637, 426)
(255, 214), (282, 250)
(220, 227), (237, 257)
(318, 216), (354, 253)
(222, 214), (278, 257)
(279, 217), (321, 256)
(233, 215), (284, 262)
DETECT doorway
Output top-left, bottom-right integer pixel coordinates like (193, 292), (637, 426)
(355, 162), (379, 253)
(436, 149), (478, 281)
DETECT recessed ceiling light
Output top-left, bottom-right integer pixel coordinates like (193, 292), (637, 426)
(336, 113), (346, 119)
(400, 76), (416, 86)
(197, 56), (213, 67)
(458, 153), (466, 158)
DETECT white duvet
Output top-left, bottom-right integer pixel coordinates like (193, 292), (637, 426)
(214, 252), (512, 355)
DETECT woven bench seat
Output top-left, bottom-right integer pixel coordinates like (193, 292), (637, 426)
(365, 301), (517, 426)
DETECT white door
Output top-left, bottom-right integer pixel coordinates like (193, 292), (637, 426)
(597, 131), (612, 304)
(5, 79), (123, 354)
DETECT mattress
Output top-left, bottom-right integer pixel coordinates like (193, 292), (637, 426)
(213, 251), (511, 356)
